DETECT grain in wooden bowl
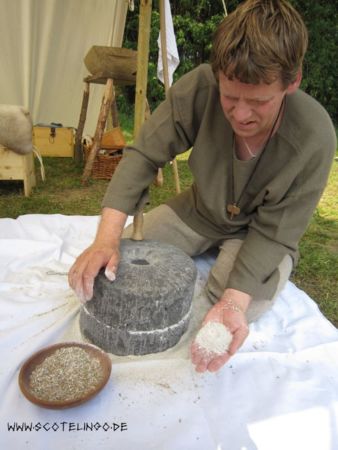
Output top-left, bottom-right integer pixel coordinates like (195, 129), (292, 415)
(18, 342), (111, 409)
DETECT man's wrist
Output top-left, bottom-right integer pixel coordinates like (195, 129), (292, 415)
(94, 207), (127, 247)
(219, 297), (244, 314)
(219, 288), (252, 313)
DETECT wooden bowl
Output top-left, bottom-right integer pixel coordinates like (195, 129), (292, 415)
(18, 342), (112, 409)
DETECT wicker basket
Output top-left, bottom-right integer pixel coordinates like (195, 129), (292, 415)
(84, 146), (123, 180)
(83, 127), (126, 180)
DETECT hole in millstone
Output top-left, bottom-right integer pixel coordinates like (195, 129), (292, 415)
(131, 258), (150, 265)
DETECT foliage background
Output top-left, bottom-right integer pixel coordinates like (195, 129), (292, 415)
(118, 0), (337, 124)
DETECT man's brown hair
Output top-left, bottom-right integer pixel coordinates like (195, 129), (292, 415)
(211, 0), (308, 86)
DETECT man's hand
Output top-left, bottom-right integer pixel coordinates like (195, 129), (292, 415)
(191, 290), (251, 373)
(68, 244), (120, 303)
(68, 207), (127, 303)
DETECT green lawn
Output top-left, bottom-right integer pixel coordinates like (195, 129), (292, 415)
(0, 119), (337, 326)
(290, 159), (338, 326)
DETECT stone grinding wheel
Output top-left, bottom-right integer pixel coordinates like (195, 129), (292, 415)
(79, 239), (197, 356)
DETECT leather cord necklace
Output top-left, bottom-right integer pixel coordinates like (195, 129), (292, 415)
(242, 138), (258, 159)
(227, 97), (285, 220)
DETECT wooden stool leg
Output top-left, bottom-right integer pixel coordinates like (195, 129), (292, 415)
(171, 159), (181, 194)
(110, 89), (120, 128)
(23, 176), (32, 197)
(82, 78), (114, 184)
(75, 82), (90, 164)
(23, 153), (36, 196)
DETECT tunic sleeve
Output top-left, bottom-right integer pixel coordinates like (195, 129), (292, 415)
(101, 67), (211, 215)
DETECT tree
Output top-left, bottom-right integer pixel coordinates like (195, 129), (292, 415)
(119, 0), (337, 124)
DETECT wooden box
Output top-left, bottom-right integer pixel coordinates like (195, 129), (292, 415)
(33, 126), (74, 157)
(0, 146), (36, 196)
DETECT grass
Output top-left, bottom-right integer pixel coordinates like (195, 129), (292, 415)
(290, 161), (338, 326)
(0, 115), (337, 327)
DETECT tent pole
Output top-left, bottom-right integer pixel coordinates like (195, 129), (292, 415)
(133, 0), (152, 138)
(132, 0), (152, 241)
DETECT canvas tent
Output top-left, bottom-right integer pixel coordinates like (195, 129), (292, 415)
(0, 0), (129, 135)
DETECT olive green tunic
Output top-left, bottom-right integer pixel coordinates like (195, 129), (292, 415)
(102, 64), (336, 298)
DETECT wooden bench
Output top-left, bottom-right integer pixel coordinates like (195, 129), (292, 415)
(0, 146), (36, 196)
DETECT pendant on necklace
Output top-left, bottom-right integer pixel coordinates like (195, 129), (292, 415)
(227, 203), (240, 220)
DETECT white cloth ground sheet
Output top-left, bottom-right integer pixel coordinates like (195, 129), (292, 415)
(0, 214), (337, 450)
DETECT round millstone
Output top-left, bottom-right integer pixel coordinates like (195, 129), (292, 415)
(79, 239), (197, 356)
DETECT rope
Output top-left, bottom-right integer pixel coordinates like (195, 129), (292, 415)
(33, 146), (46, 181)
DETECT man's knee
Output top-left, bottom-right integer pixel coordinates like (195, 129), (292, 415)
(123, 204), (214, 257)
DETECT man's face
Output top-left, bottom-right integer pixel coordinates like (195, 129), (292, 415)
(218, 72), (289, 140)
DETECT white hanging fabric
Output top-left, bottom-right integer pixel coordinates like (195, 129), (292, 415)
(157, 0), (180, 86)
